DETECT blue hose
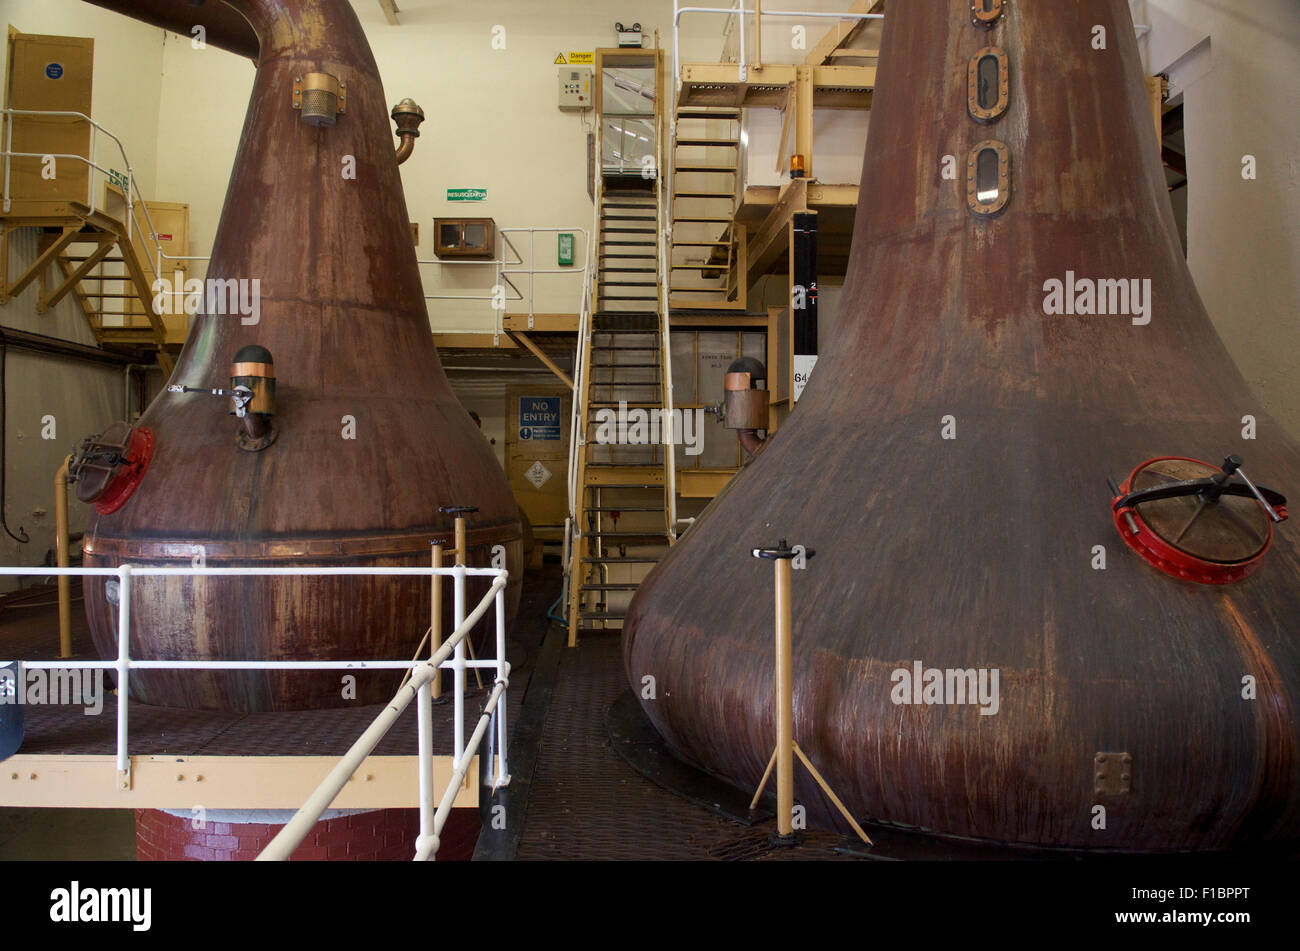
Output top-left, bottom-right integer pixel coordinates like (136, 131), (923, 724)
(546, 593), (568, 627)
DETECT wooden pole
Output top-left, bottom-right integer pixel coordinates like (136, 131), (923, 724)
(774, 555), (794, 837)
(55, 455), (72, 659)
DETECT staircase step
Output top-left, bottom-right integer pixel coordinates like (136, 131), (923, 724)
(671, 264), (728, 270)
(583, 531), (671, 540)
(600, 241), (657, 248)
(673, 217), (733, 223)
(590, 362), (660, 368)
(583, 506), (665, 513)
(598, 294), (657, 300)
(601, 214), (657, 221)
(599, 280), (658, 287)
(598, 267), (657, 273)
(672, 241), (732, 247)
(674, 192), (735, 199)
(602, 201), (657, 209)
(581, 556), (663, 564)
(674, 164), (740, 173)
(676, 109), (741, 120)
(601, 226), (656, 234)
(676, 138), (739, 147)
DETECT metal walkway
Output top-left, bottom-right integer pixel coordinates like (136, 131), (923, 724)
(488, 584), (856, 861)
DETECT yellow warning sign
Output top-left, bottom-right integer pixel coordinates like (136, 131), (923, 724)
(554, 53), (566, 64)
(567, 51), (594, 65)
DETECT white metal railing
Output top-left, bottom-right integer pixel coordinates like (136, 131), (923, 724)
(0, 107), (208, 315)
(0, 563), (510, 862)
(656, 80), (679, 542)
(422, 226), (589, 345)
(562, 110), (604, 616)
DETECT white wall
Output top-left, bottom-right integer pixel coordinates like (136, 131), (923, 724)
(0, 2), (165, 586)
(2, 0), (166, 199)
(1135, 0), (1300, 438)
(153, 0), (710, 333)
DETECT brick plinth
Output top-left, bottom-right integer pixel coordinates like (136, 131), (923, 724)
(135, 807), (480, 861)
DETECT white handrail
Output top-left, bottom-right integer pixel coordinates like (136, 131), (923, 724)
(672, 4), (884, 86)
(657, 76), (679, 541)
(0, 562), (511, 862)
(422, 226), (588, 344)
(0, 106), (213, 318)
(258, 570), (509, 861)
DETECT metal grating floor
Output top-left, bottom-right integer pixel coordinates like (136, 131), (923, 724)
(513, 632), (856, 861)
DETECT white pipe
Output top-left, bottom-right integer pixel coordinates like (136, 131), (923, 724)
(414, 675), (508, 861)
(494, 584), (510, 786)
(416, 678), (434, 856)
(115, 564), (131, 777)
(257, 574), (507, 861)
(453, 565), (466, 765)
(672, 5), (884, 98)
(20, 658), (504, 670)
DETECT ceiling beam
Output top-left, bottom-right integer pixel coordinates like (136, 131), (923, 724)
(378, 0), (401, 27)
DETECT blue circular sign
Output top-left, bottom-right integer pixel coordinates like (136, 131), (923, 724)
(45, 62), (64, 79)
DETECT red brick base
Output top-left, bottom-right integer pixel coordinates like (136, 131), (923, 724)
(135, 807), (480, 861)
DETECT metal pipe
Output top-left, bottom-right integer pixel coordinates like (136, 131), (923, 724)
(431, 543), (443, 700)
(55, 455), (73, 658)
(123, 364), (145, 421)
(414, 673), (509, 860)
(494, 583), (510, 787)
(416, 678), (434, 855)
(737, 429), (767, 457)
(115, 564), (131, 782)
(453, 565), (466, 764)
(394, 134), (416, 165)
(0, 327), (135, 367)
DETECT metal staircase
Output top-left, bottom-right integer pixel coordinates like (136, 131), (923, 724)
(668, 107), (746, 309)
(567, 187), (674, 642)
(566, 50), (678, 644)
(1, 201), (175, 374)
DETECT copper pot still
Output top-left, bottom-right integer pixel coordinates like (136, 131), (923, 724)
(625, 0), (1300, 853)
(76, 0), (522, 711)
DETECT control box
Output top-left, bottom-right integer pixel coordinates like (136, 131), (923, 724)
(558, 67), (592, 110)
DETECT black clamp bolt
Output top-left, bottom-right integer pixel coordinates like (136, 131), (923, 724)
(751, 538), (815, 561)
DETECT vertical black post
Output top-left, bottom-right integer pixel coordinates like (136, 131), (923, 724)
(791, 212), (819, 403)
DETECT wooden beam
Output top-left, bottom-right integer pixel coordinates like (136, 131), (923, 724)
(505, 329), (574, 390)
(746, 178), (807, 288)
(40, 234), (116, 313)
(377, 0), (400, 27)
(434, 333), (518, 349)
(0, 754), (475, 809)
(502, 313), (580, 332)
(795, 66), (814, 179)
(5, 225), (78, 301)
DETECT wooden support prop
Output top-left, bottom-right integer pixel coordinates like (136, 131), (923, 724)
(506, 330), (574, 390)
(6, 225), (78, 300)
